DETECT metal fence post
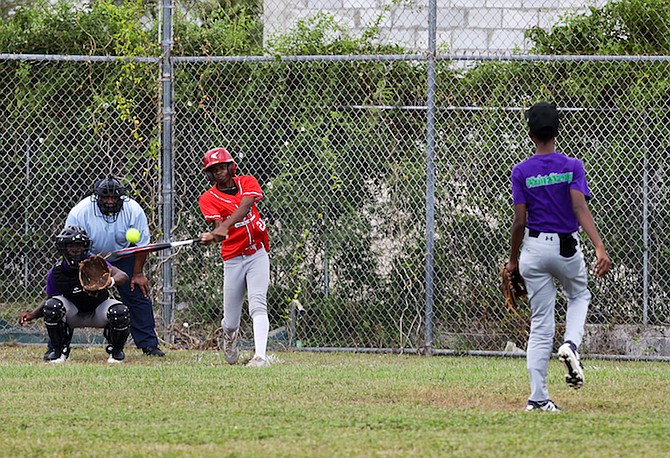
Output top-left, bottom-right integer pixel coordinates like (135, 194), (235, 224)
(642, 111), (649, 325)
(423, 0), (437, 354)
(161, 0), (175, 342)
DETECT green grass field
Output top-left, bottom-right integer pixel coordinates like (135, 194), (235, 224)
(1, 345), (669, 457)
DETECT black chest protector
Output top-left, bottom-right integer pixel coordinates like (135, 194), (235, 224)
(52, 264), (109, 313)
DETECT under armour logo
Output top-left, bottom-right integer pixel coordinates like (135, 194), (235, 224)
(545, 236), (553, 241)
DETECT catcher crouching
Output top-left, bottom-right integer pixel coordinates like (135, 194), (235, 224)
(19, 226), (131, 363)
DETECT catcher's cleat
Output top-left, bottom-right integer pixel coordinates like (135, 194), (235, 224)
(558, 342), (584, 390)
(107, 350), (125, 364)
(222, 329), (239, 365)
(246, 356), (270, 367)
(106, 344), (125, 363)
(50, 355), (68, 364)
(525, 400), (561, 412)
(46, 345), (70, 364)
(43, 348), (57, 361)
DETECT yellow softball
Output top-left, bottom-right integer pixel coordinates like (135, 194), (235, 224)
(125, 228), (141, 244)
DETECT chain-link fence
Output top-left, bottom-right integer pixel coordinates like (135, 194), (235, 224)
(2, 0), (670, 358)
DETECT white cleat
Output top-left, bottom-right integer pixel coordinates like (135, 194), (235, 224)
(246, 356), (270, 367)
(49, 354), (68, 364)
(46, 346), (70, 364)
(558, 342), (584, 390)
(525, 400), (561, 412)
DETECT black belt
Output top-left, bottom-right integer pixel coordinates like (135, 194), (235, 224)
(529, 229), (573, 239)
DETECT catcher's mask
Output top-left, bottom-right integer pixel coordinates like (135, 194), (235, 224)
(203, 147), (236, 182)
(56, 226), (92, 268)
(92, 177), (126, 218)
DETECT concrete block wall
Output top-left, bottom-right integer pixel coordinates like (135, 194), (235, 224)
(263, 0), (607, 54)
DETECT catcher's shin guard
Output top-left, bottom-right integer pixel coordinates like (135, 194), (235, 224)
(43, 298), (72, 358)
(104, 303), (130, 353)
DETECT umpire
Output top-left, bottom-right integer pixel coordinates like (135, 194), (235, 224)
(64, 177), (165, 357)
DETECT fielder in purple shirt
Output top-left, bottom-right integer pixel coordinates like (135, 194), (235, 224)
(505, 102), (611, 413)
(512, 152), (590, 234)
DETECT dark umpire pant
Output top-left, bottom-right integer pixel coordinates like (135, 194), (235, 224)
(112, 256), (159, 349)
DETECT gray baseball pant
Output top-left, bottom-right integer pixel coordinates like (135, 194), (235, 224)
(55, 295), (122, 328)
(519, 231), (591, 402)
(221, 248), (270, 332)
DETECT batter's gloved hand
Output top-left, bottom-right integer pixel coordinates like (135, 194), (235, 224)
(79, 255), (113, 293)
(501, 264), (527, 317)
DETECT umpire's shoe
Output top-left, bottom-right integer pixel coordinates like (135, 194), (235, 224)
(558, 341), (584, 389)
(142, 346), (165, 357)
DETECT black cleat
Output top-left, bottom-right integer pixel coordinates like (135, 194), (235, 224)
(142, 346), (165, 357)
(107, 350), (125, 363)
(43, 348), (57, 361)
(45, 345), (70, 364)
(106, 344), (125, 363)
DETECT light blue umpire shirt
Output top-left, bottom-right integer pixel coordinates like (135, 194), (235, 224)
(65, 196), (151, 256)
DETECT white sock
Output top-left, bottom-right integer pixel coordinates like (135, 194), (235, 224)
(252, 314), (269, 359)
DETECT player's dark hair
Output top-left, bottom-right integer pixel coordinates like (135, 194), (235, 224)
(531, 126), (557, 143)
(526, 102), (559, 143)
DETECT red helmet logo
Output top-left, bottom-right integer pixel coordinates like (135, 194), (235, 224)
(203, 147), (236, 176)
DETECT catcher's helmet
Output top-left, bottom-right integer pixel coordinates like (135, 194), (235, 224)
(203, 147), (236, 181)
(92, 177), (126, 216)
(56, 225), (92, 268)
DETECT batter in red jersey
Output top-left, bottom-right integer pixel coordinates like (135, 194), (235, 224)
(198, 147), (271, 367)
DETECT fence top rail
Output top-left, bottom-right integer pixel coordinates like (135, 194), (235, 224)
(1, 53), (669, 64)
(0, 53), (159, 63)
(174, 53), (670, 63)
(442, 53), (670, 63)
(173, 54), (426, 63)
(348, 105), (650, 112)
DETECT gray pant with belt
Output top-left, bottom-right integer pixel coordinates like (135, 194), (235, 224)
(519, 230), (591, 402)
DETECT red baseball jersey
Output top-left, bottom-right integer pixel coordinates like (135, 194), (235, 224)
(198, 175), (270, 261)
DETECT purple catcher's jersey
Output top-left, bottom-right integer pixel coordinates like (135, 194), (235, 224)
(511, 152), (590, 233)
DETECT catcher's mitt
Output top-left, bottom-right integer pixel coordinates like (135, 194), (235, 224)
(501, 265), (527, 317)
(79, 255), (113, 292)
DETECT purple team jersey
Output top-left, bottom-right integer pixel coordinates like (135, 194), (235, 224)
(511, 152), (590, 233)
(45, 262), (66, 297)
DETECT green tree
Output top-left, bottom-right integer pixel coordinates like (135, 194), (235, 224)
(0, 0), (26, 20)
(0, 0), (157, 55)
(527, 0), (670, 55)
